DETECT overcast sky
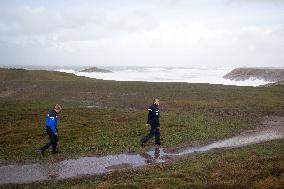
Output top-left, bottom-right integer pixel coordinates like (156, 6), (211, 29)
(0, 0), (283, 68)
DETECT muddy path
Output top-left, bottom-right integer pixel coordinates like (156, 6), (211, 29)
(1, 116), (283, 185)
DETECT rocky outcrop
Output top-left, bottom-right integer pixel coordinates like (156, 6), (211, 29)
(80, 67), (112, 73)
(223, 68), (284, 82)
(262, 81), (284, 87)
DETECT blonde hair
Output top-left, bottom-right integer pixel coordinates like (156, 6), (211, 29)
(54, 104), (62, 113)
(153, 98), (159, 102)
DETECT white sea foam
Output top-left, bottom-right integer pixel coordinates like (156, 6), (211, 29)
(56, 67), (270, 87)
(55, 69), (76, 74)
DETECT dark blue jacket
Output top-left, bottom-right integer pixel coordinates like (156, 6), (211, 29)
(45, 110), (58, 134)
(147, 104), (160, 126)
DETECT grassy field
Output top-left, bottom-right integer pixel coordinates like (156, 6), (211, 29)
(0, 68), (284, 164)
(0, 68), (284, 188)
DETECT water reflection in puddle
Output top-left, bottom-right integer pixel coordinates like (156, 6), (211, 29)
(1, 127), (283, 185)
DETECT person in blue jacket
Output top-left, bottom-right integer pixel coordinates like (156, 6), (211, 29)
(141, 98), (161, 146)
(40, 104), (62, 156)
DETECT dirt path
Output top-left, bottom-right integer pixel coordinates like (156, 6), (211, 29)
(1, 116), (283, 185)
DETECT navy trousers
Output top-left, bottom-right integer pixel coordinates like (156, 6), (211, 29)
(41, 127), (58, 153)
(141, 124), (161, 145)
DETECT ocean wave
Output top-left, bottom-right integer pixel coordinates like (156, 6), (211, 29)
(56, 67), (270, 87)
(55, 69), (76, 74)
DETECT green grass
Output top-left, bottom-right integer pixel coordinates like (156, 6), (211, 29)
(2, 139), (283, 189)
(1, 68), (284, 163)
(1, 68), (284, 188)
(0, 104), (252, 163)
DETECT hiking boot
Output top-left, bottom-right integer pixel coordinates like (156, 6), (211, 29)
(140, 140), (145, 147)
(39, 149), (45, 156)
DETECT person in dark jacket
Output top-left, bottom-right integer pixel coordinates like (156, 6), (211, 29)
(40, 104), (62, 156)
(141, 98), (161, 146)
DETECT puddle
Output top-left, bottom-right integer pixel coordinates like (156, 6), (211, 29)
(0, 154), (146, 185)
(170, 129), (283, 156)
(1, 118), (283, 185)
(106, 163), (133, 170)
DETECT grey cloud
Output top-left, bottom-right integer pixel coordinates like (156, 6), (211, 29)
(225, 0), (284, 5)
(0, 6), (106, 36)
(0, 1), (283, 67)
(0, 5), (159, 40)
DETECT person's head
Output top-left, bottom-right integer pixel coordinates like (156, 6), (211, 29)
(153, 98), (160, 106)
(54, 104), (62, 113)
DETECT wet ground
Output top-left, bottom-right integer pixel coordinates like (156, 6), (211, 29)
(1, 116), (283, 185)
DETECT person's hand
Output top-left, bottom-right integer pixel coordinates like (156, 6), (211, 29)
(145, 124), (150, 127)
(55, 132), (58, 136)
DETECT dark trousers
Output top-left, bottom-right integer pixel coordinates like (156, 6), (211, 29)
(141, 124), (161, 145)
(41, 127), (58, 153)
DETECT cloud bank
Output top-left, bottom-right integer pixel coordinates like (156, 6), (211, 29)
(0, 0), (283, 67)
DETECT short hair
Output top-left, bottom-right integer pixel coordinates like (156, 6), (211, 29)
(54, 104), (62, 112)
(153, 98), (159, 102)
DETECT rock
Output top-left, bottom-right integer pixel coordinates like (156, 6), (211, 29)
(80, 67), (112, 73)
(262, 81), (284, 87)
(223, 68), (284, 82)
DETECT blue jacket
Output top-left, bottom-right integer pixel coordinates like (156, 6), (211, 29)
(147, 104), (160, 126)
(45, 110), (58, 134)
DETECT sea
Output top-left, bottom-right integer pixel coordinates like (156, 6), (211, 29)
(54, 66), (270, 87)
(2, 65), (271, 87)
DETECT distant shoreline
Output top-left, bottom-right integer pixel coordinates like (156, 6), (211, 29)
(2, 66), (284, 87)
(80, 67), (112, 73)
